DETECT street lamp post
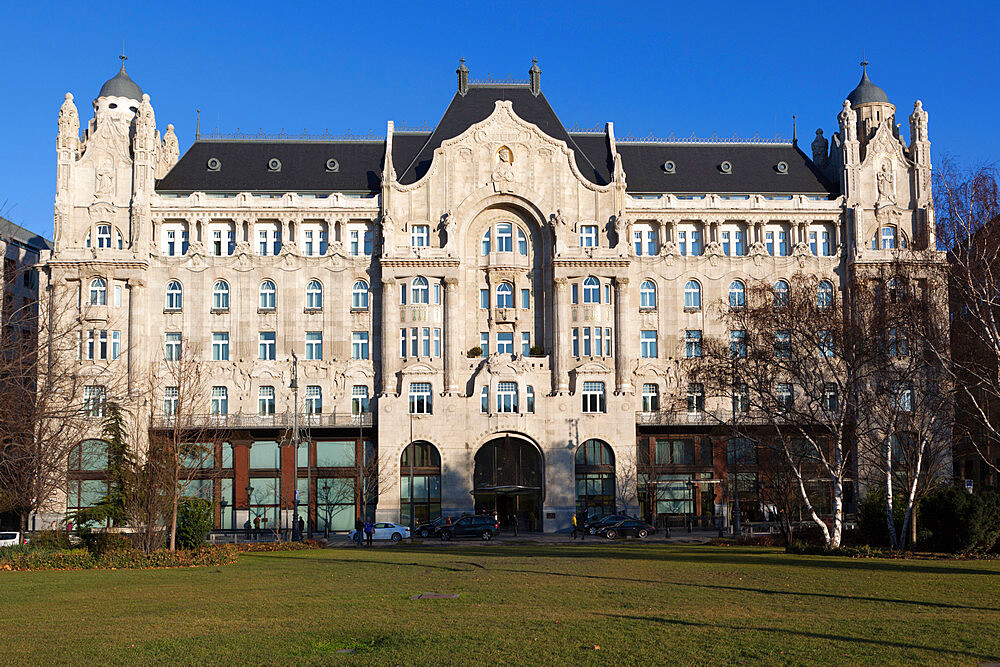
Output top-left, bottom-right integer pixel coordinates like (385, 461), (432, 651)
(245, 484), (254, 541)
(220, 499), (229, 533)
(322, 482), (331, 539)
(290, 352), (300, 542)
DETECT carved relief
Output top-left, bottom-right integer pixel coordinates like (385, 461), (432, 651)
(95, 156), (114, 198)
(876, 162), (896, 206)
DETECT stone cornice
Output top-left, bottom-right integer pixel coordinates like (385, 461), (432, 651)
(553, 259), (630, 268)
(45, 259), (149, 271)
(381, 258), (461, 268)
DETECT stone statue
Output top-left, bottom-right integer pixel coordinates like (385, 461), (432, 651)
(439, 210), (454, 247)
(839, 100), (857, 142)
(910, 100), (928, 143)
(613, 215), (629, 249)
(811, 128), (829, 167)
(492, 146), (515, 182)
(95, 156), (114, 197)
(877, 162), (896, 206)
(380, 213), (395, 258)
(57, 93), (79, 147)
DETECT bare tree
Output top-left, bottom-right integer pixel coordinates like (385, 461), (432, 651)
(933, 160), (1000, 480)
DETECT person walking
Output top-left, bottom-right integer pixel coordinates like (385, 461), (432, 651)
(354, 516), (364, 545)
(243, 518), (251, 541)
(253, 515), (260, 540)
(571, 512), (579, 540)
(297, 516), (305, 540)
(364, 519), (374, 546)
(510, 513), (518, 537)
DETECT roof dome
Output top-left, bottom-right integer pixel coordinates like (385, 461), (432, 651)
(846, 67), (888, 106)
(98, 64), (142, 101)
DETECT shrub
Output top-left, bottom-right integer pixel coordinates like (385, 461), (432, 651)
(919, 486), (1000, 553)
(82, 532), (132, 556)
(467, 346), (482, 358)
(176, 497), (214, 549)
(29, 530), (73, 550)
(529, 346), (545, 357)
(857, 488), (908, 547)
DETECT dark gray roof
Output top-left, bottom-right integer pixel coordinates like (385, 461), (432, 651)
(846, 68), (889, 106)
(98, 65), (143, 101)
(0, 217), (51, 252)
(155, 85), (835, 196)
(397, 85), (604, 185)
(615, 143), (836, 194)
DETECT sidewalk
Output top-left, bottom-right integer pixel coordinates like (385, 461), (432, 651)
(327, 528), (717, 548)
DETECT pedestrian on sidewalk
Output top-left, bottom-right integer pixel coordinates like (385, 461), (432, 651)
(354, 516), (364, 545)
(571, 512), (580, 540)
(364, 519), (374, 546)
(510, 513), (519, 537)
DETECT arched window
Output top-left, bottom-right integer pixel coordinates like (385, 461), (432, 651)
(352, 280), (369, 309)
(481, 230), (491, 255)
(517, 228), (528, 255)
(96, 224), (112, 249)
(640, 280), (657, 309)
(684, 280), (701, 310)
(411, 277), (429, 304)
(773, 280), (789, 308)
(496, 283), (513, 309)
(259, 280), (276, 310)
(583, 276), (600, 304)
(212, 280), (230, 310)
(817, 280), (834, 308)
(89, 278), (107, 306)
(400, 441), (442, 528)
(116, 229), (124, 250)
(575, 439), (615, 520)
(729, 280), (746, 308)
(306, 280), (323, 310)
(165, 280), (183, 310)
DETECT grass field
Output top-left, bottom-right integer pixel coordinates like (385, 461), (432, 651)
(2, 543), (999, 665)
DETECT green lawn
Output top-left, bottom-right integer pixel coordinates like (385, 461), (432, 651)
(2, 543), (999, 665)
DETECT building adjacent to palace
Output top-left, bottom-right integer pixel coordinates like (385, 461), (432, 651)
(39, 58), (944, 533)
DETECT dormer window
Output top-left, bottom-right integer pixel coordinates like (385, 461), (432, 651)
(96, 225), (112, 249)
(411, 225), (430, 247)
(579, 225), (598, 248)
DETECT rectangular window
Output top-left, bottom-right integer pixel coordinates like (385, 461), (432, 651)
(823, 383), (838, 413)
(896, 384), (914, 412)
(734, 229), (745, 256)
(113, 284), (121, 307)
(520, 288), (530, 309)
(400, 328), (407, 358)
(640, 330), (658, 358)
(642, 383), (660, 412)
(690, 229), (702, 256)
(818, 330), (834, 357)
(497, 223), (513, 252)
(730, 330), (746, 358)
(604, 284), (612, 304)
(686, 383), (704, 414)
(83, 385), (106, 417)
(411, 224), (429, 247)
(259, 332), (276, 360)
(305, 331), (323, 360)
(110, 331), (120, 360)
(164, 332), (182, 361)
(882, 226), (896, 250)
(163, 386), (179, 416)
(571, 283), (579, 305)
(481, 386), (489, 413)
(408, 382), (433, 414)
(211, 386), (228, 415)
(521, 332), (530, 356)
(433, 283), (441, 305)
(579, 225), (598, 247)
(594, 327), (603, 356)
(213, 332), (230, 361)
(888, 328), (909, 357)
(822, 230), (831, 256)
(350, 230), (359, 256)
(765, 231), (774, 256)
(778, 230), (788, 256)
(433, 329), (441, 358)
(809, 231), (818, 256)
(580, 327), (591, 356)
(633, 230), (643, 256)
(677, 231), (687, 256)
(258, 386), (275, 416)
(305, 385), (322, 414)
(605, 328), (613, 356)
(685, 330), (702, 358)
(721, 231), (731, 256)
(497, 381), (518, 413)
(410, 327), (418, 357)
(352, 332), (369, 360)
(774, 330), (791, 358)
(351, 385), (370, 415)
(421, 328), (430, 357)
(572, 328), (579, 357)
(496, 332), (514, 355)
(479, 289), (489, 309)
(480, 332), (489, 356)
(526, 386), (535, 413)
(646, 229), (657, 256)
(581, 381), (606, 413)
(776, 383), (793, 411)
(363, 229), (372, 256)
(732, 383), (749, 414)
(303, 230), (314, 256)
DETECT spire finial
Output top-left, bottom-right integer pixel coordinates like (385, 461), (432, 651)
(792, 114), (797, 145)
(196, 109), (201, 141)
(120, 40), (127, 66)
(457, 58), (469, 96)
(860, 47), (868, 74)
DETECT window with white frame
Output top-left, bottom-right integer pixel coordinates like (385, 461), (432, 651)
(480, 386), (489, 413)
(352, 332), (369, 360)
(113, 283), (121, 307)
(164, 332), (182, 361)
(732, 383), (749, 414)
(686, 383), (704, 413)
(642, 383), (659, 412)
(888, 327), (909, 358)
(83, 385), (106, 417)
(773, 280), (789, 308)
(479, 288), (489, 309)
(496, 283), (513, 308)
(411, 277), (429, 304)
(481, 229), (491, 255)
(823, 383), (838, 413)
(520, 288), (530, 309)
(411, 224), (429, 247)
(684, 280), (701, 309)
(96, 224), (112, 249)
(351, 385), (370, 415)
(583, 276), (600, 304)
(211, 386), (228, 415)
(775, 382), (793, 412)
(496, 332), (514, 355)
(259, 332), (276, 360)
(165, 280), (183, 310)
(479, 332), (489, 356)
(729, 280), (745, 308)
(579, 225), (598, 247)
(305, 332), (323, 360)
(305, 385), (322, 414)
(163, 386), (179, 416)
(348, 223), (372, 256)
(730, 330), (746, 358)
(305, 280), (323, 310)
(521, 332), (531, 356)
(255, 222), (280, 256)
(818, 330), (834, 357)
(212, 280), (229, 310)
(526, 385), (535, 412)
(162, 224), (188, 256)
(209, 223), (235, 256)
(352, 280), (369, 309)
(84, 329), (120, 361)
(89, 278), (107, 306)
(685, 330), (702, 358)
(258, 386), (275, 416)
(817, 280), (833, 308)
(259, 280), (276, 310)
(774, 330), (791, 358)
(581, 381), (606, 413)
(497, 381), (518, 413)
(212, 332), (229, 361)
(517, 228), (528, 255)
(896, 384), (914, 412)
(408, 382), (433, 414)
(640, 280), (656, 309)
(640, 330), (658, 358)
(496, 223), (513, 252)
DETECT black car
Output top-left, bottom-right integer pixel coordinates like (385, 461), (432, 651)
(413, 516), (455, 538)
(598, 519), (655, 540)
(584, 514), (637, 535)
(438, 515), (500, 541)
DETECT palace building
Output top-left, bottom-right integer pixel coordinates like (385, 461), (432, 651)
(39, 59), (942, 533)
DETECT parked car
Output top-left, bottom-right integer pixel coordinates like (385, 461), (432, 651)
(598, 519), (655, 540)
(584, 514), (637, 535)
(0, 531), (22, 547)
(348, 522), (411, 543)
(438, 515), (500, 541)
(414, 516), (456, 538)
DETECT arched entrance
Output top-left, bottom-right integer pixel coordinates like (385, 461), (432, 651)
(473, 435), (543, 532)
(575, 439), (616, 522)
(399, 441), (442, 528)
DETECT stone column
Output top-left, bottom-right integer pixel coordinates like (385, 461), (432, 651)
(443, 277), (461, 395)
(552, 277), (570, 394)
(380, 277), (398, 396)
(126, 278), (145, 396)
(613, 276), (633, 394)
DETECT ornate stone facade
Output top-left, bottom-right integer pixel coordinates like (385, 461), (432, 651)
(39, 61), (945, 533)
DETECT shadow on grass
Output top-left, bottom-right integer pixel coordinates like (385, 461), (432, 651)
(253, 551), (1000, 614)
(604, 614), (1000, 662)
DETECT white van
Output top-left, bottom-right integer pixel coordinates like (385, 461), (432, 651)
(0, 531), (21, 547)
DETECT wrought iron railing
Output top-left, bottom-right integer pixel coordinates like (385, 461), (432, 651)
(150, 411), (373, 430)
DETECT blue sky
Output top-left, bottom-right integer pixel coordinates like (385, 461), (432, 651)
(2, 0), (997, 238)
